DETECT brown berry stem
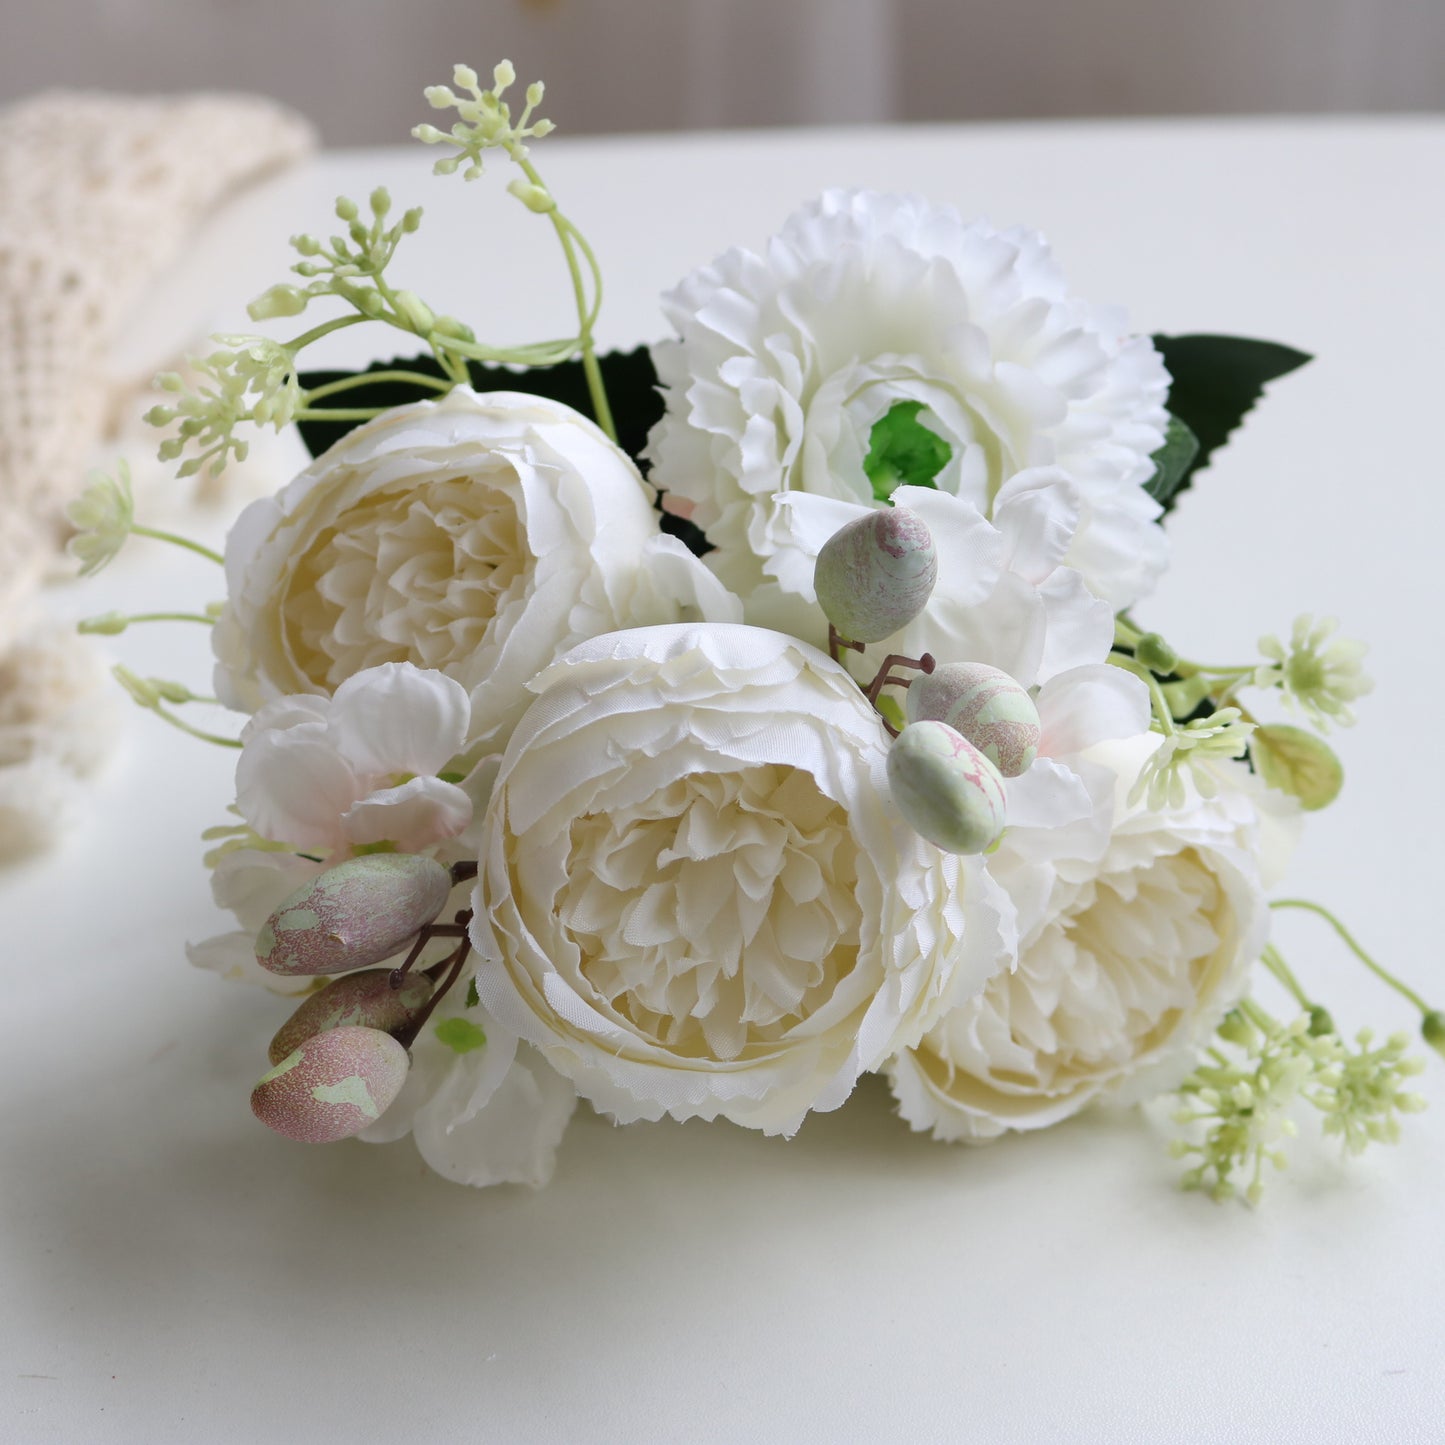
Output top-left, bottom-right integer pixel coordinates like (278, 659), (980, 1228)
(864, 652), (935, 705)
(449, 860), (478, 886)
(394, 921), (475, 1049)
(828, 623), (866, 666)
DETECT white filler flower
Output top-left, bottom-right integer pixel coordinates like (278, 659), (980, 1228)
(214, 388), (739, 746)
(473, 623), (1010, 1136)
(888, 735), (1282, 1141)
(647, 189), (1170, 611)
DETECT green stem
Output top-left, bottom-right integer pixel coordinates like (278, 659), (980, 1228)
(293, 406), (392, 422)
(302, 369), (454, 405)
(1260, 943), (1313, 1012)
(130, 526), (224, 566)
(1239, 996), (1279, 1034)
(285, 314), (369, 352)
(514, 153), (616, 442)
(1270, 899), (1430, 1014)
(152, 703), (242, 749)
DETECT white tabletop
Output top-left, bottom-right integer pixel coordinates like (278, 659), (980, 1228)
(5, 117), (1444, 1443)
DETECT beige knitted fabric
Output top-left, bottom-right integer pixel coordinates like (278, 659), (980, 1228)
(0, 90), (315, 630)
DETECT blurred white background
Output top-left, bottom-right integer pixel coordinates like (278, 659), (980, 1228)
(1, 0), (1440, 137)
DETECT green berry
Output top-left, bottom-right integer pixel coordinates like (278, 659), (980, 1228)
(887, 721), (1007, 854)
(251, 1026), (409, 1143)
(814, 507), (937, 643)
(905, 661), (1040, 778)
(267, 968), (435, 1065)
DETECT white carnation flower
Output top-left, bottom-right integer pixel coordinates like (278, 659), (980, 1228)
(473, 623), (1010, 1136)
(888, 734), (1284, 1141)
(214, 388), (739, 747)
(647, 189), (1169, 610)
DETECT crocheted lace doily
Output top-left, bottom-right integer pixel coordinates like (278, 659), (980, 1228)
(0, 90), (314, 629)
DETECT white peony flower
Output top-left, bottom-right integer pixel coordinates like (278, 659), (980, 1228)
(473, 622), (1011, 1136)
(888, 734), (1286, 1142)
(214, 387), (740, 747)
(233, 661), (476, 856)
(647, 188), (1170, 611)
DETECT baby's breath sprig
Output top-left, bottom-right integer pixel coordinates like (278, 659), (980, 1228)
(414, 61), (615, 441)
(144, 61), (618, 481)
(1170, 997), (1426, 1205)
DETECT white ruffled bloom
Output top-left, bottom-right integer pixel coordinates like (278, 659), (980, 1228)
(214, 388), (739, 746)
(233, 661), (476, 855)
(647, 188), (1170, 611)
(474, 623), (1011, 1136)
(888, 735), (1292, 1141)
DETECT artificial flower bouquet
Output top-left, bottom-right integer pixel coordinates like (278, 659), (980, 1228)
(74, 62), (1441, 1204)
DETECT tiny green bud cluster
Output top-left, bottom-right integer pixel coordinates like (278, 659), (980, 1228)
(414, 60), (556, 179)
(1128, 708), (1254, 812)
(1170, 1003), (1427, 1205)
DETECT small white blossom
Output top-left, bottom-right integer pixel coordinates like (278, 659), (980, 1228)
(65, 462), (135, 576)
(1256, 614), (1373, 730)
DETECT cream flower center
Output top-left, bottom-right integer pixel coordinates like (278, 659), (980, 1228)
(976, 847), (1229, 1091)
(554, 765), (862, 1062)
(283, 472), (528, 688)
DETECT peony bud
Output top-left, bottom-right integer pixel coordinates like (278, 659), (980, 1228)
(905, 661), (1040, 778)
(267, 968), (435, 1066)
(813, 506), (937, 643)
(251, 1026), (410, 1143)
(887, 720), (1006, 855)
(256, 853), (452, 977)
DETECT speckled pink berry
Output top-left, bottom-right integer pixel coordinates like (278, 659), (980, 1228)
(255, 853), (451, 977)
(251, 1026), (410, 1144)
(814, 506), (937, 643)
(267, 968), (435, 1066)
(905, 661), (1040, 778)
(887, 720), (1007, 854)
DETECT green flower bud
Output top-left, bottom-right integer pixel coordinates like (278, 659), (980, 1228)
(814, 506), (937, 643)
(1217, 1008), (1259, 1049)
(267, 968), (434, 1066)
(1134, 632), (1179, 673)
(506, 179), (556, 213)
(370, 186), (391, 217)
(1308, 1004), (1336, 1038)
(905, 661), (1040, 778)
(394, 289), (436, 334)
(251, 1026), (410, 1143)
(291, 233), (322, 257)
(887, 720), (1006, 855)
(255, 854), (452, 976)
(1251, 723), (1344, 811)
(1421, 1011), (1445, 1060)
(334, 196), (359, 222)
(246, 284), (309, 321)
(433, 315), (476, 343)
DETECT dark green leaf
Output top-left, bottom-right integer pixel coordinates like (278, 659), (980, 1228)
(295, 347), (664, 467)
(1144, 415), (1200, 506)
(1149, 334), (1311, 514)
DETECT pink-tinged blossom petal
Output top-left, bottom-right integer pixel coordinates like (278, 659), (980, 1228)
(1036, 664), (1151, 759)
(327, 662), (470, 779)
(235, 727), (359, 850)
(340, 775), (473, 852)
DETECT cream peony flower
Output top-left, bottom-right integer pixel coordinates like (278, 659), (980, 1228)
(214, 387), (739, 746)
(646, 189), (1170, 611)
(473, 623), (1010, 1136)
(888, 735), (1286, 1141)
